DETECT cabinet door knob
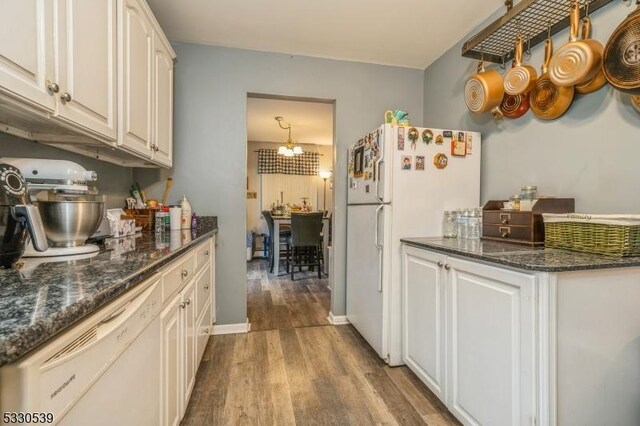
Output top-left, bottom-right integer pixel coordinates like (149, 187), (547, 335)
(204, 285), (209, 290)
(182, 270), (188, 277)
(204, 250), (209, 256)
(60, 92), (72, 104)
(444, 264), (451, 271)
(203, 328), (209, 334)
(437, 261), (444, 268)
(154, 145), (159, 152)
(185, 298), (191, 305)
(47, 82), (59, 94)
(180, 301), (186, 309)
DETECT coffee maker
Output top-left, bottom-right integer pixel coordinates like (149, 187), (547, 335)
(0, 163), (49, 267)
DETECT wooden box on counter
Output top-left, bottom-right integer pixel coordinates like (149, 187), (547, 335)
(482, 198), (575, 246)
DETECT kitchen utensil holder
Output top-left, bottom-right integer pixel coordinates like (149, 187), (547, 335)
(462, 0), (615, 64)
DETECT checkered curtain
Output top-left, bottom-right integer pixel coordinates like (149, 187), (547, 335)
(257, 149), (320, 175)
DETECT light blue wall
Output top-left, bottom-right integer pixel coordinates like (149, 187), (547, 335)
(0, 133), (132, 208)
(135, 43), (424, 325)
(424, 3), (640, 213)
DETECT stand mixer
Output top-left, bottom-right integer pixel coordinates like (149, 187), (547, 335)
(1, 158), (108, 258)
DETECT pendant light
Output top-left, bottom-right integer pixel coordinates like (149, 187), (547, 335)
(275, 116), (303, 156)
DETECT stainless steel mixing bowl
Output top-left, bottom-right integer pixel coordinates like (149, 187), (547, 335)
(36, 200), (104, 247)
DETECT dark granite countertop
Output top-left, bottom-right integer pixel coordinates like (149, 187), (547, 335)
(0, 217), (217, 367)
(401, 237), (640, 273)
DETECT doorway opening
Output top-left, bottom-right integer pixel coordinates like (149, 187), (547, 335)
(245, 93), (335, 331)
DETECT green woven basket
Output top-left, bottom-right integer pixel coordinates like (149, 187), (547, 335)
(544, 214), (640, 257)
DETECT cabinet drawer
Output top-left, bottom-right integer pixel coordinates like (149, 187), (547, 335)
(195, 240), (212, 273)
(483, 211), (532, 226)
(162, 253), (195, 302)
(196, 301), (212, 365)
(194, 265), (212, 321)
(482, 224), (534, 242)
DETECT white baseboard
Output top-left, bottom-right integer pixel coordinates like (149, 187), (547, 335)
(212, 319), (251, 335)
(328, 312), (350, 325)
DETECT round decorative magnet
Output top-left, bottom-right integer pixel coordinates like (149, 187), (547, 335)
(435, 134), (444, 145)
(407, 127), (419, 150)
(422, 129), (434, 144)
(434, 153), (448, 169)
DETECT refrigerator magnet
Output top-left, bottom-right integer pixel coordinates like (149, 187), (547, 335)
(397, 127), (405, 150)
(408, 127), (419, 150)
(466, 133), (473, 155)
(443, 130), (453, 141)
(401, 155), (412, 170)
(415, 156), (425, 171)
(457, 131), (465, 142)
(451, 140), (467, 157)
(422, 129), (434, 145)
(434, 153), (448, 169)
(354, 145), (364, 178)
(435, 134), (444, 145)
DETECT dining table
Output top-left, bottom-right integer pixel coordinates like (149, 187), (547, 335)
(272, 214), (331, 276)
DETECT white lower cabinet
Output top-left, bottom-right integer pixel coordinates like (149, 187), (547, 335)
(402, 245), (536, 426)
(160, 239), (214, 426)
(160, 293), (181, 426)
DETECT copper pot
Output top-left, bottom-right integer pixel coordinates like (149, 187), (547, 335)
(494, 92), (530, 120)
(531, 38), (575, 120)
(603, 3), (640, 94)
(465, 61), (505, 113)
(549, 1), (603, 87)
(575, 16), (607, 94)
(504, 36), (538, 95)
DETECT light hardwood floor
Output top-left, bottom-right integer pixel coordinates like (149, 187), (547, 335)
(181, 259), (460, 425)
(247, 259), (331, 331)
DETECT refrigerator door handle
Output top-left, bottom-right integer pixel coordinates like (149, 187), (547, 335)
(375, 131), (385, 203)
(375, 205), (384, 292)
(375, 159), (384, 203)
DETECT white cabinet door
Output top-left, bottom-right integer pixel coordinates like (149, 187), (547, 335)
(55, 0), (117, 140)
(152, 35), (173, 167)
(160, 294), (181, 426)
(181, 279), (197, 415)
(119, 0), (153, 157)
(446, 258), (536, 426)
(402, 245), (447, 403)
(0, 0), (55, 111)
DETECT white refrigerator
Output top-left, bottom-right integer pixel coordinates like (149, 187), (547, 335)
(346, 124), (481, 366)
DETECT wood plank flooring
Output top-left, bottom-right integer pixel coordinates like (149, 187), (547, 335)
(247, 259), (331, 331)
(182, 324), (461, 425)
(181, 258), (460, 425)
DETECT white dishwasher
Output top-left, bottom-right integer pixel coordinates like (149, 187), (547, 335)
(0, 278), (163, 425)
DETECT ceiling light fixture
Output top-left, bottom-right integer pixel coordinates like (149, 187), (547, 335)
(275, 116), (303, 156)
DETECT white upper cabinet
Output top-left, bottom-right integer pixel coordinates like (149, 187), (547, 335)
(0, 0), (55, 111)
(153, 36), (174, 167)
(118, 0), (154, 158)
(55, 0), (118, 141)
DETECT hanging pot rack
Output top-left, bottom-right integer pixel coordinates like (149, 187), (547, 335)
(461, 0), (616, 64)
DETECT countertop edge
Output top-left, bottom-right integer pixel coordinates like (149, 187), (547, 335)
(400, 239), (640, 273)
(0, 228), (217, 367)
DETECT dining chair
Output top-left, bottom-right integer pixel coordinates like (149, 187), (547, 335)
(287, 212), (324, 280)
(262, 211), (291, 274)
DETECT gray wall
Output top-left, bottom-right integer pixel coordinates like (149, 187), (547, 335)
(424, 3), (640, 213)
(0, 133), (133, 207)
(135, 43), (424, 325)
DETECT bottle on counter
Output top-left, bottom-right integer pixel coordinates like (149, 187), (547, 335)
(170, 205), (182, 230)
(180, 195), (192, 229)
(467, 209), (480, 240)
(191, 212), (197, 229)
(442, 211), (458, 238)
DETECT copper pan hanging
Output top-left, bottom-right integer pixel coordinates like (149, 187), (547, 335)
(549, 0), (603, 87)
(531, 37), (575, 120)
(465, 59), (505, 114)
(603, 1), (640, 94)
(575, 14), (607, 94)
(503, 36), (538, 95)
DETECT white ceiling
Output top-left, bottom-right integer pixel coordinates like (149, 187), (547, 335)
(247, 98), (334, 146)
(146, 0), (503, 69)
